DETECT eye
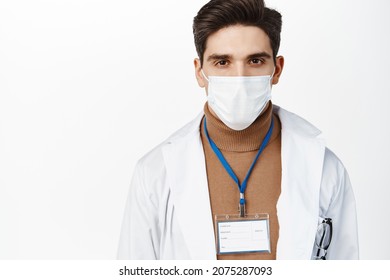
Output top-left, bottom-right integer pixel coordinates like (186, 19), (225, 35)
(250, 58), (263, 65)
(216, 60), (228, 66)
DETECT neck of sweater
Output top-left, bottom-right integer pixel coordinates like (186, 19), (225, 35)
(203, 101), (273, 152)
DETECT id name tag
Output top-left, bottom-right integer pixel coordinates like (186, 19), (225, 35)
(215, 214), (271, 254)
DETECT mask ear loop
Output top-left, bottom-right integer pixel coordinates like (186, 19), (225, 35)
(269, 67), (276, 85)
(201, 69), (210, 82)
(270, 67), (276, 79)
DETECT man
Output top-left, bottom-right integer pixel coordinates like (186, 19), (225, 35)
(118, 0), (358, 260)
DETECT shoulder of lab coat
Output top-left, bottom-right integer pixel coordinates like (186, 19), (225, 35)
(117, 106), (358, 259)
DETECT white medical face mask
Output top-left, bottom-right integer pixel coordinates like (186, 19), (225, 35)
(202, 69), (274, 131)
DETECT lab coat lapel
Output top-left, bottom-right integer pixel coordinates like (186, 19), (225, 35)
(162, 115), (217, 260)
(274, 107), (326, 259)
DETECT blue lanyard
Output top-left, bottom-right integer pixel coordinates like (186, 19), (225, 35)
(204, 117), (274, 216)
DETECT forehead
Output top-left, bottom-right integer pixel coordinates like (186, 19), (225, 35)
(204, 25), (272, 57)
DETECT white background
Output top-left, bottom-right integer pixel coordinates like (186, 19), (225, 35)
(0, 0), (389, 259)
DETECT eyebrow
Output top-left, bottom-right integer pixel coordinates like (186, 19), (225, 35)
(247, 52), (272, 60)
(207, 54), (232, 62)
(206, 52), (272, 62)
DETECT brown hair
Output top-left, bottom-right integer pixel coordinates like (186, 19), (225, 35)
(193, 0), (282, 65)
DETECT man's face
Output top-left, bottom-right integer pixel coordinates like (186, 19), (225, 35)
(194, 24), (284, 92)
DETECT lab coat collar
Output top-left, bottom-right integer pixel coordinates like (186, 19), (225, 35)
(166, 105), (323, 141)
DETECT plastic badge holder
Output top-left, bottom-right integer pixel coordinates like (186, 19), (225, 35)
(215, 213), (271, 255)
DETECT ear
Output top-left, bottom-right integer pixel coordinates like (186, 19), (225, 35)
(194, 58), (206, 88)
(272, 56), (284, 85)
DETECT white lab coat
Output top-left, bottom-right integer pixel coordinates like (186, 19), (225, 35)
(117, 105), (359, 260)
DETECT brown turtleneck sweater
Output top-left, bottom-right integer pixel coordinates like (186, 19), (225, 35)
(200, 101), (282, 260)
